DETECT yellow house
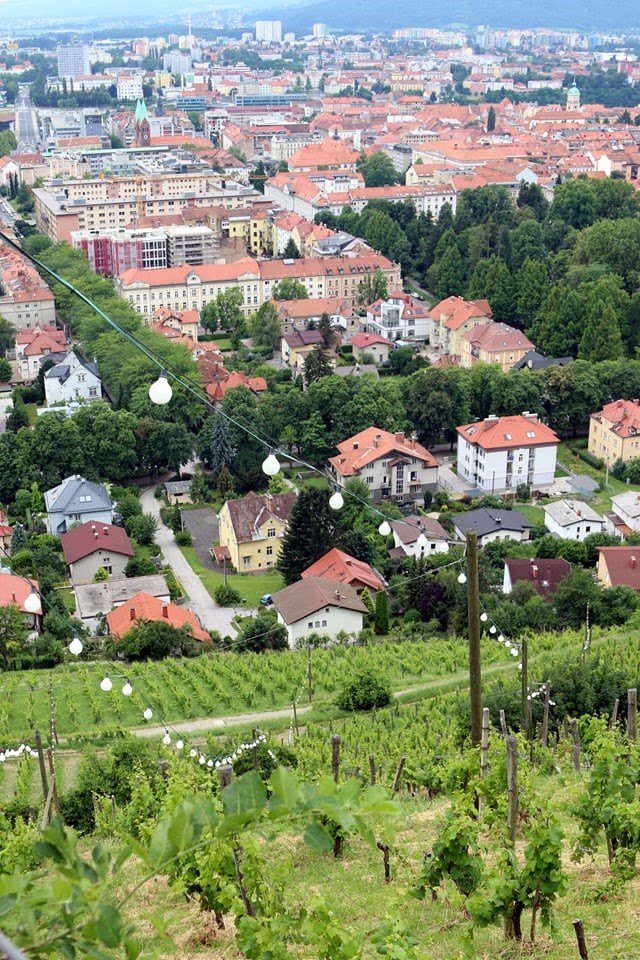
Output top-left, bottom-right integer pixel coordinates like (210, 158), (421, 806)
(460, 322), (534, 372)
(218, 491), (297, 573)
(249, 210), (275, 257)
(588, 398), (640, 467)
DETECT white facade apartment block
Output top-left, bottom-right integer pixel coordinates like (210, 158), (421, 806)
(255, 20), (282, 42)
(457, 436), (557, 493)
(116, 75), (144, 101)
(57, 44), (92, 78)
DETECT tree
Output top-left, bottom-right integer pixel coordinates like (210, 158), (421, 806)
(282, 237), (301, 259)
(578, 305), (624, 362)
(271, 278), (308, 301)
(516, 259), (550, 327)
(198, 411), (236, 478)
(6, 393), (29, 432)
(357, 151), (400, 187)
(115, 620), (198, 660)
(0, 604), (28, 668)
(0, 316), (15, 357)
(357, 269), (388, 307)
(279, 488), (338, 584)
(374, 590), (389, 635)
(0, 130), (17, 156)
(138, 420), (193, 475)
(200, 287), (245, 338)
(486, 106), (496, 132)
(300, 410), (331, 461)
(125, 514), (157, 545)
(248, 302), (281, 352)
(434, 244), (465, 299)
(236, 613), (288, 652)
(10, 522), (28, 555)
(303, 344), (333, 385)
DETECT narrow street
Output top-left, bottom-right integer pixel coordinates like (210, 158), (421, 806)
(140, 485), (239, 635)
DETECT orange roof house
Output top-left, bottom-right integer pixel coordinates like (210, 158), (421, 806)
(106, 591), (210, 643)
(597, 546), (640, 590)
(0, 572), (42, 618)
(456, 414), (560, 492)
(301, 548), (385, 594)
(460, 322), (534, 372)
(329, 427), (438, 503)
(588, 398), (640, 467)
(429, 296), (493, 359)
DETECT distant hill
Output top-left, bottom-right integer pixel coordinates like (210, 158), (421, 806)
(274, 0), (640, 34)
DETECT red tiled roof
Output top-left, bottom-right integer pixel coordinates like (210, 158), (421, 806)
(505, 558), (571, 597)
(329, 427), (438, 477)
(351, 332), (393, 349)
(224, 491), (297, 543)
(61, 521), (134, 565)
(457, 415), (560, 451)
(106, 591), (210, 642)
(0, 573), (41, 615)
(591, 399), (640, 438)
(301, 548), (385, 592)
(597, 547), (640, 589)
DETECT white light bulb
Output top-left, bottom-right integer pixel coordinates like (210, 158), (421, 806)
(176, 739), (184, 750)
(489, 624), (497, 634)
(518, 663), (523, 670)
(329, 490), (344, 510)
(162, 732), (171, 746)
(189, 748), (197, 758)
(23, 588), (41, 614)
(457, 572), (467, 584)
(262, 452), (280, 476)
(148, 372), (172, 405)
(68, 636), (83, 656)
(100, 676), (113, 692)
(122, 681), (133, 696)
(378, 520), (391, 537)
(480, 612), (488, 623)
(143, 708), (153, 721)
(498, 634), (505, 644)
(207, 759), (214, 767)
(510, 647), (519, 657)
(199, 755), (206, 765)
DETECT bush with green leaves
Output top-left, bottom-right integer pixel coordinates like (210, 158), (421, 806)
(214, 583), (243, 605)
(336, 669), (392, 711)
(174, 529), (192, 546)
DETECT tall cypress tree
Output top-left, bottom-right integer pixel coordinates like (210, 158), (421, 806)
(278, 488), (338, 585)
(209, 412), (236, 480)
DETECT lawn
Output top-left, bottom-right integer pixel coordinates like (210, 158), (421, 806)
(513, 502), (545, 527)
(179, 544), (285, 606)
(556, 441), (633, 515)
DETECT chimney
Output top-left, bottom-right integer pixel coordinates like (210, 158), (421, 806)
(531, 564), (538, 579)
(129, 606), (136, 620)
(395, 432), (405, 444)
(162, 604), (169, 618)
(11, 592), (16, 604)
(353, 441), (359, 449)
(103, 526), (109, 533)
(631, 556), (637, 569)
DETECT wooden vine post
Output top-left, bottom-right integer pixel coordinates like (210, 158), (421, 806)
(539, 681), (551, 746)
(331, 734), (341, 783)
(506, 735), (518, 846)
(392, 755), (406, 795)
(520, 637), (532, 742)
(479, 708), (490, 814)
(628, 688), (637, 744)
(368, 753), (376, 785)
(573, 919), (588, 959)
(569, 719), (582, 772)
(466, 529), (482, 747)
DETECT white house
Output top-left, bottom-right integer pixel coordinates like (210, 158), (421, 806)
(389, 514), (450, 557)
(543, 499), (604, 540)
(365, 291), (431, 342)
(456, 413), (560, 493)
(607, 491), (640, 535)
(60, 521), (134, 582)
(328, 427), (438, 503)
(453, 508), (531, 547)
(272, 577), (367, 647)
(44, 352), (101, 407)
(44, 475), (113, 535)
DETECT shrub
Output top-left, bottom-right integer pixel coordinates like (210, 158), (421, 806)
(125, 514), (157, 545)
(214, 583), (243, 605)
(575, 448), (604, 471)
(174, 529), (192, 546)
(336, 670), (392, 712)
(516, 483), (530, 501)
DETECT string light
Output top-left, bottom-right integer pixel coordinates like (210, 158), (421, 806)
(143, 707), (153, 721)
(148, 369), (172, 405)
(457, 572), (467, 584)
(329, 490), (344, 510)
(176, 739), (184, 750)
(162, 731), (171, 746)
(0, 743), (34, 762)
(480, 612), (488, 622)
(261, 452), (280, 476)
(378, 520), (391, 537)
(23, 586), (41, 615)
(121, 680), (133, 697)
(68, 635), (83, 656)
(489, 624), (497, 634)
(100, 676), (113, 692)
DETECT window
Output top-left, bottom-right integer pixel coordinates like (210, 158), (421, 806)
(77, 374), (86, 382)
(321, 619), (327, 627)
(266, 545), (273, 557)
(243, 557), (251, 568)
(89, 387), (98, 397)
(267, 527), (276, 538)
(308, 622), (313, 629)
(366, 475), (374, 485)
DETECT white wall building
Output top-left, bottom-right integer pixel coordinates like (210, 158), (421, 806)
(116, 75), (144, 101)
(456, 414), (560, 493)
(543, 499), (604, 540)
(272, 577), (367, 647)
(255, 20), (282, 43)
(57, 44), (92, 79)
(608, 491), (640, 534)
(44, 352), (101, 406)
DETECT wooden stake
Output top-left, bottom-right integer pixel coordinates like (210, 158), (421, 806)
(569, 719), (582, 772)
(292, 700), (299, 738)
(499, 709), (508, 737)
(45, 747), (61, 817)
(376, 841), (391, 883)
(217, 764), (234, 790)
(392, 755), (406, 795)
(34, 730), (48, 806)
(252, 728), (259, 771)
(368, 753), (376, 785)
(466, 529), (482, 747)
(521, 638), (532, 742)
(539, 681), (551, 746)
(506, 735), (518, 846)
(331, 734), (341, 783)
(572, 919), (588, 960)
(610, 698), (619, 728)
(628, 688), (637, 744)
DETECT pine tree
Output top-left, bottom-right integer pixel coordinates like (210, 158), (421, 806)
(10, 522), (28, 555)
(278, 488), (338, 585)
(374, 590), (389, 635)
(303, 344), (333, 385)
(578, 305), (624, 362)
(208, 413), (236, 480)
(487, 106), (496, 132)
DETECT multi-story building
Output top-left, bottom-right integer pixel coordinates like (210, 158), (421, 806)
(116, 74), (144, 101)
(255, 20), (282, 43)
(57, 44), (92, 79)
(429, 296), (493, 360)
(71, 225), (217, 276)
(0, 244), (56, 331)
(365, 291), (431, 342)
(218, 491), (296, 573)
(543, 499), (604, 540)
(115, 253), (401, 318)
(460, 322), (534, 371)
(328, 427), (438, 503)
(456, 413), (560, 493)
(588, 399), (640, 467)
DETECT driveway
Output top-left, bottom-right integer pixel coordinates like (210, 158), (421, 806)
(140, 486), (239, 636)
(181, 507), (219, 567)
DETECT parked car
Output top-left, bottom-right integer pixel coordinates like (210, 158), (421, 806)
(259, 593), (273, 606)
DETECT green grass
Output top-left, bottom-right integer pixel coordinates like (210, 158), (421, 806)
(514, 502), (545, 526)
(556, 441), (633, 515)
(212, 337), (233, 351)
(179, 544), (285, 605)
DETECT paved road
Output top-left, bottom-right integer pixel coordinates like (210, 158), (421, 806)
(181, 507), (219, 567)
(140, 485), (240, 636)
(15, 83), (39, 151)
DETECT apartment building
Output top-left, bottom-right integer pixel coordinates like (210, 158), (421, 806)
(456, 413), (560, 493)
(460, 322), (534, 371)
(328, 427), (438, 503)
(71, 225), (217, 276)
(115, 253), (401, 317)
(0, 244), (56, 330)
(588, 399), (640, 467)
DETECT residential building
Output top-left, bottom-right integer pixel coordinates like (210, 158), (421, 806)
(389, 515), (450, 557)
(44, 475), (113, 535)
(0, 572), (42, 632)
(255, 20), (282, 43)
(44, 352), (101, 406)
(115, 253), (400, 318)
(273, 296), (352, 338)
(281, 329), (325, 371)
(71, 225), (218, 277)
(301, 548), (385, 595)
(365, 291), (431, 342)
(73, 574), (170, 632)
(57, 44), (92, 79)
(596, 546), (640, 590)
(429, 296), (493, 359)
(328, 427), (438, 503)
(218, 491), (297, 573)
(15, 326), (68, 381)
(503, 557), (571, 597)
(350, 332), (394, 365)
(588, 399), (640, 467)
(543, 499), (604, 540)
(456, 414), (560, 492)
(606, 491), (640, 535)
(512, 351), (573, 372)
(205, 369), (268, 403)
(60, 521), (134, 581)
(452, 508), (531, 547)
(106, 591), (210, 643)
(164, 480), (193, 506)
(117, 74), (144, 102)
(460, 322), (534, 371)
(0, 244), (56, 330)
(272, 577), (367, 647)
(150, 308), (200, 342)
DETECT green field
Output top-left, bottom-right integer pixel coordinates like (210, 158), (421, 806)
(179, 544), (285, 605)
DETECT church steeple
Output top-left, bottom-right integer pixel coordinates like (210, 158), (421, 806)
(566, 79), (580, 112)
(134, 99), (151, 147)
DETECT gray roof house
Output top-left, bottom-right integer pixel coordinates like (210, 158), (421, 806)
(452, 508), (531, 546)
(44, 351), (101, 407)
(44, 475), (113, 535)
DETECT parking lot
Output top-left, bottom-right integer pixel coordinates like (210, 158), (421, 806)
(180, 507), (219, 567)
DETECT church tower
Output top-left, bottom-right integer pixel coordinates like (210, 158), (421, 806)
(134, 99), (151, 147)
(566, 81), (580, 112)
